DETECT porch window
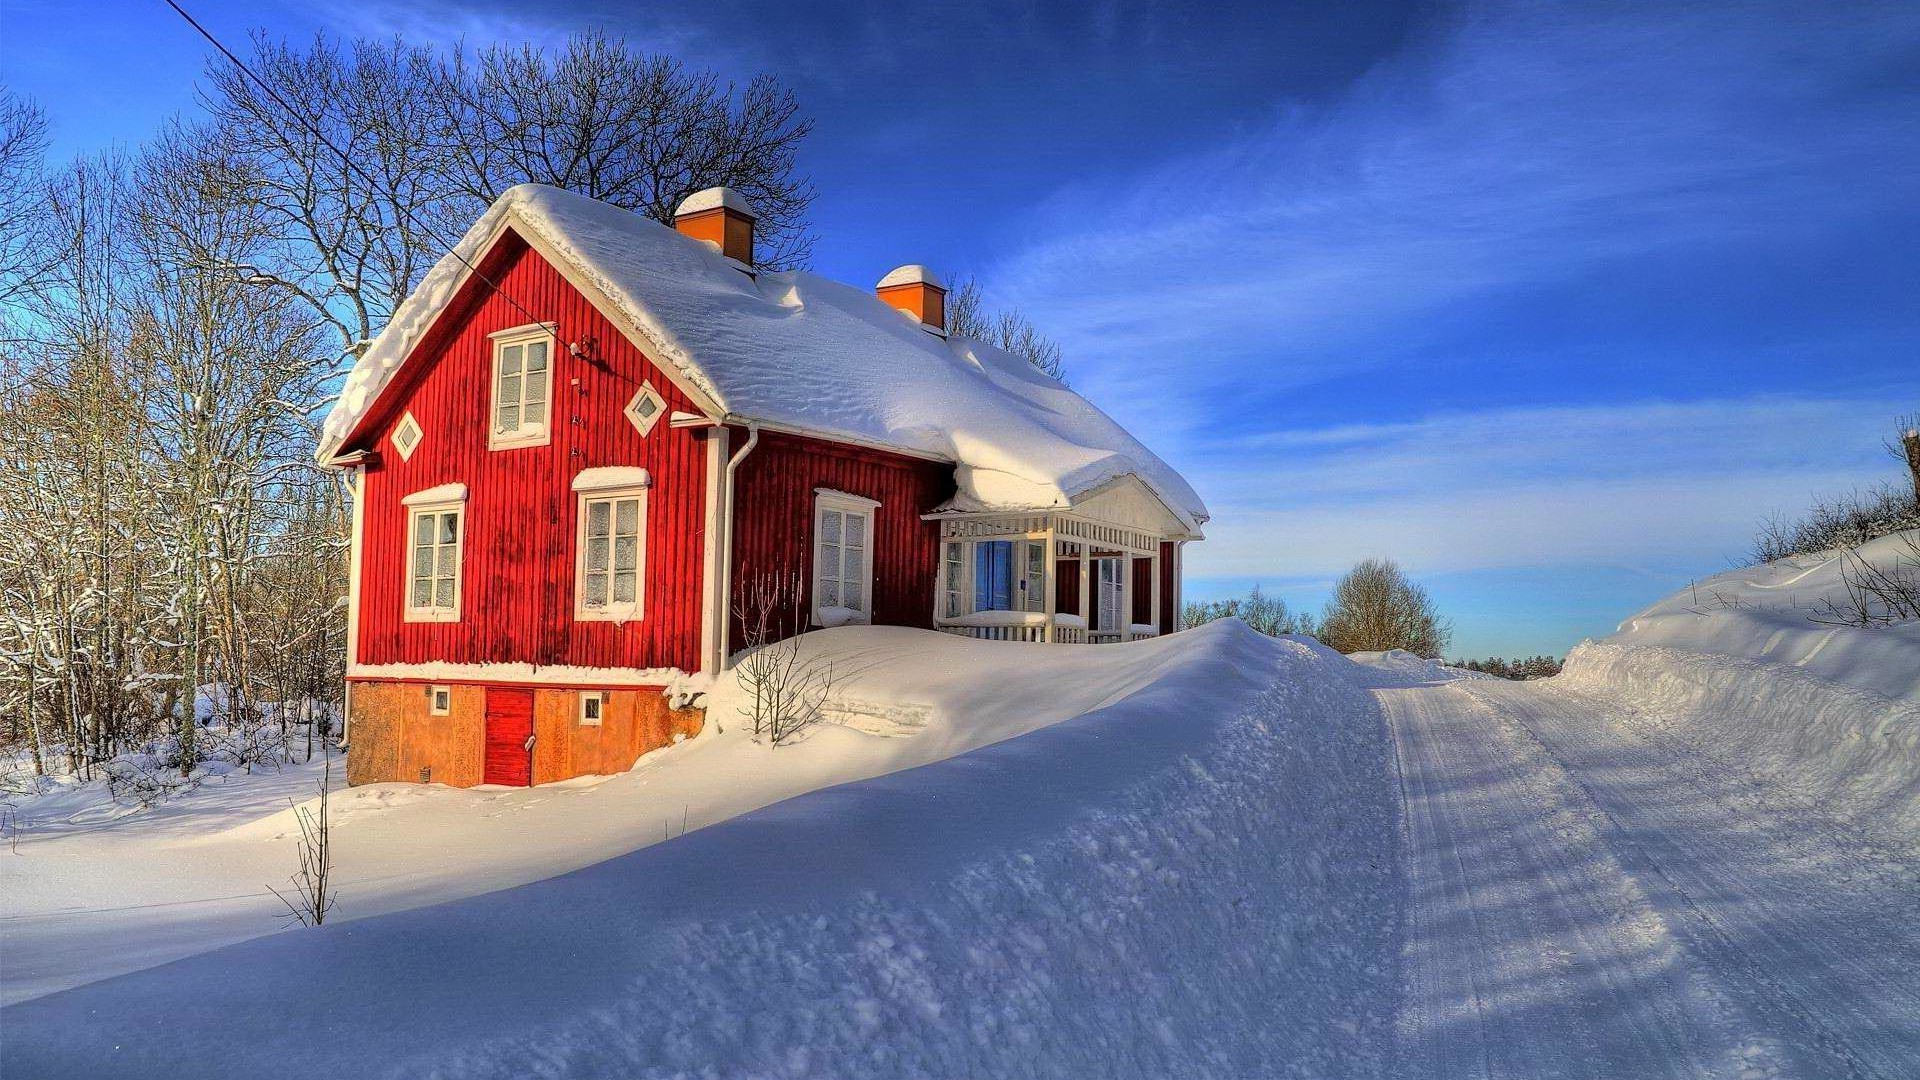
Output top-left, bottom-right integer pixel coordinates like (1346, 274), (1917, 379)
(943, 541), (965, 618)
(814, 490), (879, 626)
(489, 324), (555, 449)
(973, 540), (1046, 613)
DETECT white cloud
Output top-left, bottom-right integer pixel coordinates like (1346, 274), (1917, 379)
(1181, 395), (1900, 579)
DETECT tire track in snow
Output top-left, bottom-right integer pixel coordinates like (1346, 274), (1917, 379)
(1376, 675), (1769, 1079)
(1468, 677), (1920, 1079)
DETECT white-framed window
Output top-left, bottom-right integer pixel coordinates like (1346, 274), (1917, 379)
(575, 484), (647, 621)
(624, 382), (667, 437)
(488, 323), (555, 449)
(428, 685), (452, 716)
(579, 691), (605, 726)
(403, 488), (465, 622)
(391, 411), (423, 461)
(971, 539), (1047, 613)
(813, 489), (879, 626)
(942, 541), (965, 618)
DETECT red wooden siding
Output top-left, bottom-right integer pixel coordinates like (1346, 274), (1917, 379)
(1131, 555), (1154, 626)
(1159, 541), (1178, 634)
(482, 687), (535, 786)
(728, 430), (953, 646)
(353, 233), (708, 672)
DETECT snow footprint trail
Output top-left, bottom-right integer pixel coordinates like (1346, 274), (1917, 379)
(1374, 675), (1772, 1079)
(1469, 678), (1920, 1079)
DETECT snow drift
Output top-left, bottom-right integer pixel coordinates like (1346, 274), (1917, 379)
(2, 622), (1401, 1079)
(1557, 530), (1920, 851)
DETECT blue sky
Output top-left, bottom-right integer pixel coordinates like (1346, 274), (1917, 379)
(6, 0), (1917, 657)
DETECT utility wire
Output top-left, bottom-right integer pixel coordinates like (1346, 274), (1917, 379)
(156, 0), (559, 351)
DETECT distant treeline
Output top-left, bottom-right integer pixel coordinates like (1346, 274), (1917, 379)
(1451, 655), (1563, 680)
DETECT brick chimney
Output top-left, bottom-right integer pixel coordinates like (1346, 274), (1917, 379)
(876, 265), (947, 333)
(674, 187), (755, 265)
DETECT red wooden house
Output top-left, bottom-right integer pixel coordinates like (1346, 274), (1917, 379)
(320, 184), (1208, 787)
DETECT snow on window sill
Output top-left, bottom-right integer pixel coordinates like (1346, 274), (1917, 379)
(815, 605), (871, 629)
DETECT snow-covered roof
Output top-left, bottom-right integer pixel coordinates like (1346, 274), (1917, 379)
(320, 185), (1207, 533)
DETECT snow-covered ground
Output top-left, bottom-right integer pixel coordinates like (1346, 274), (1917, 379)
(5, 536), (1916, 1077)
(2, 624), (1324, 1005)
(2, 621), (1404, 1078)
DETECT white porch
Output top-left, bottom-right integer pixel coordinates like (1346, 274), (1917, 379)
(928, 506), (1182, 645)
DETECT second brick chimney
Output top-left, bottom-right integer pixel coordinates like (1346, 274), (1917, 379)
(674, 187), (755, 265)
(876, 264), (947, 333)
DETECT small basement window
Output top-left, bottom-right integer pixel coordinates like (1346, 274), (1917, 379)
(579, 691), (605, 726)
(428, 685), (451, 716)
(489, 324), (555, 449)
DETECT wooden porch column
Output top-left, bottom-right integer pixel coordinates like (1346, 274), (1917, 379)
(1148, 547), (1161, 634)
(1042, 526), (1057, 643)
(1119, 554), (1133, 641)
(1078, 544), (1091, 627)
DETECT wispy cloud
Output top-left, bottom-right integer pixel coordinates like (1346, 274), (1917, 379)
(989, 0), (1918, 422)
(1186, 395), (1899, 578)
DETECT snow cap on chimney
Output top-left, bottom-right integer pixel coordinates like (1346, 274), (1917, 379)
(674, 187), (756, 265)
(876, 264), (947, 333)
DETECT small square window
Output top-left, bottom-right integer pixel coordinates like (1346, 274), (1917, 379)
(428, 685), (451, 716)
(392, 412), (423, 461)
(625, 383), (667, 437)
(579, 692), (605, 726)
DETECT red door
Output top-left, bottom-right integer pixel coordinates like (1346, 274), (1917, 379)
(483, 688), (535, 786)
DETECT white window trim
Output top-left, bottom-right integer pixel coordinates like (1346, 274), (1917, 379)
(625, 382), (668, 437)
(391, 411), (423, 462)
(578, 690), (605, 726)
(812, 490), (878, 627)
(428, 684), (452, 716)
(574, 483), (648, 622)
(403, 499), (464, 623)
(488, 323), (557, 451)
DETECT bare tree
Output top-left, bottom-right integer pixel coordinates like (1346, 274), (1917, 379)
(1809, 533), (1920, 627)
(946, 276), (1067, 381)
(1891, 413), (1920, 503)
(1319, 559), (1452, 657)
(269, 757), (336, 927)
(1181, 585), (1316, 637)
(431, 32), (816, 268)
(732, 571), (837, 746)
(0, 86), (52, 307)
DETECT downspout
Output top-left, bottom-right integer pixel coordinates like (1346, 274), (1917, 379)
(716, 420), (760, 672)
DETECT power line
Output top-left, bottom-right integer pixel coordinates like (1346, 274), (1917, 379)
(155, 0), (559, 354)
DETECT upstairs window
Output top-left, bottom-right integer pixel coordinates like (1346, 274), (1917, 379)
(489, 324), (555, 449)
(391, 411), (423, 461)
(813, 490), (879, 626)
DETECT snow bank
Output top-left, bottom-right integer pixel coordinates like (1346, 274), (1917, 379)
(1556, 529), (1920, 851)
(2, 623), (1401, 1079)
(318, 185), (1205, 532)
(1606, 531), (1920, 702)
(5, 623), (1295, 1005)
(1558, 642), (1920, 852)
